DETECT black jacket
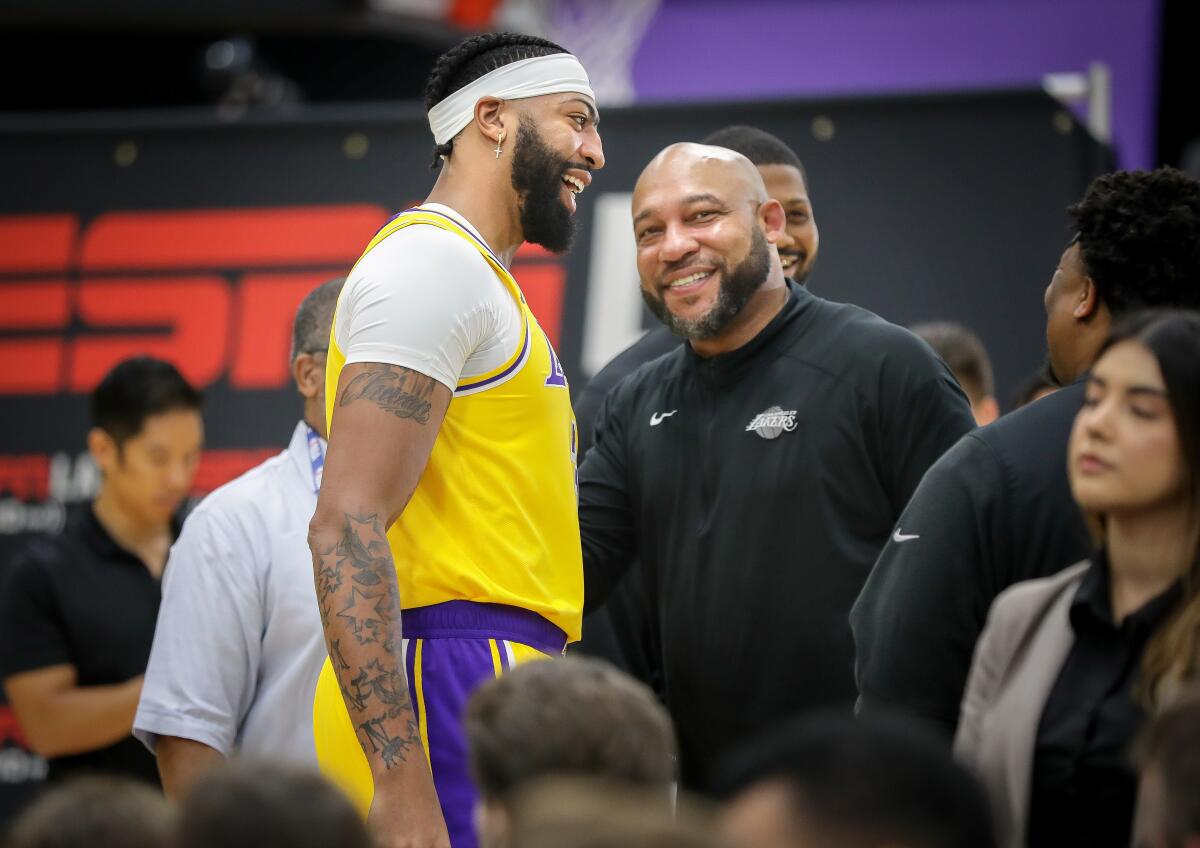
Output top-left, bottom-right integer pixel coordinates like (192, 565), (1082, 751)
(850, 380), (1092, 740)
(579, 281), (975, 790)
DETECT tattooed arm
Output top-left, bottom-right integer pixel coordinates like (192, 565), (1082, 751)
(309, 361), (452, 848)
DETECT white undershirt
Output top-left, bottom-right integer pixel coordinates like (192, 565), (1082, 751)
(334, 203), (524, 390)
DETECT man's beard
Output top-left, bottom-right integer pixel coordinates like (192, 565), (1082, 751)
(510, 117), (577, 254)
(641, 227), (772, 341)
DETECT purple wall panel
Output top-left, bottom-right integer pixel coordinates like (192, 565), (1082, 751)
(632, 0), (1161, 168)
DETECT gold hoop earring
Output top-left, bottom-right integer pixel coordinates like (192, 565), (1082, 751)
(494, 130), (505, 159)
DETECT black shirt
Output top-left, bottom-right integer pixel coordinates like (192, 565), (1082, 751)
(0, 505), (167, 785)
(579, 281), (975, 790)
(850, 380), (1093, 739)
(572, 326), (681, 690)
(1026, 552), (1181, 848)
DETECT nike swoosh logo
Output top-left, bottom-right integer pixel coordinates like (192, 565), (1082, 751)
(892, 528), (920, 543)
(649, 410), (677, 426)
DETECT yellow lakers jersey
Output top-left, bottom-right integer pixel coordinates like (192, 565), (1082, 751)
(324, 208), (583, 642)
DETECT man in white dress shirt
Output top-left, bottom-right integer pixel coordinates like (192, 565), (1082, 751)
(133, 277), (344, 798)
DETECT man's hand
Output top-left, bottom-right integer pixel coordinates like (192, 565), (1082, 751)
(369, 773), (451, 848)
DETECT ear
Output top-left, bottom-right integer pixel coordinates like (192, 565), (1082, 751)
(1075, 275), (1100, 319)
(473, 96), (508, 148)
(292, 353), (322, 401)
(759, 198), (786, 245)
(87, 427), (117, 472)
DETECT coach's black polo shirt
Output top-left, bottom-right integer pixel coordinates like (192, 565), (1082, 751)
(0, 504), (170, 785)
(579, 280), (975, 791)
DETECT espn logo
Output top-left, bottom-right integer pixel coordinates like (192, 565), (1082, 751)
(0, 206), (567, 395)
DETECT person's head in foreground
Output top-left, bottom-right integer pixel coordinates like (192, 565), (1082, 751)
(89, 355), (203, 528)
(466, 656), (676, 848)
(633, 142), (789, 356)
(506, 777), (729, 848)
(1044, 167), (1200, 386)
(717, 712), (996, 848)
(175, 763), (371, 848)
(424, 31), (604, 254)
(911, 321), (999, 425)
(701, 125), (819, 283)
(1133, 689), (1200, 848)
(5, 776), (175, 848)
(1068, 310), (1200, 706)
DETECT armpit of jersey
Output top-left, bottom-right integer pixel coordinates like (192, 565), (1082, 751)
(335, 224), (524, 391)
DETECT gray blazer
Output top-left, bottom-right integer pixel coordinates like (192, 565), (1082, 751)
(953, 561), (1090, 848)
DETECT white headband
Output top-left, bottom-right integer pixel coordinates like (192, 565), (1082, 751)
(427, 53), (595, 146)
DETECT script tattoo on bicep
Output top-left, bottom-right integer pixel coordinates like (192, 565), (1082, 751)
(312, 510), (420, 769)
(339, 364), (437, 424)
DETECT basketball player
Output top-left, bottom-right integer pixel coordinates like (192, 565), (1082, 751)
(307, 33), (603, 848)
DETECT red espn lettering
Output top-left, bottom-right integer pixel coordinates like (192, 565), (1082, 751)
(0, 454), (50, 500)
(0, 206), (569, 394)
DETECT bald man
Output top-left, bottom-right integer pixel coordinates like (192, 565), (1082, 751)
(577, 144), (974, 792)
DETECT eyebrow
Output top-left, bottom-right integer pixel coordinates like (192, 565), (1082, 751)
(1088, 375), (1167, 398)
(633, 193), (729, 226)
(564, 97), (599, 127)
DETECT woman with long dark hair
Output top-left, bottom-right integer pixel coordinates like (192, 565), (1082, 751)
(956, 310), (1200, 848)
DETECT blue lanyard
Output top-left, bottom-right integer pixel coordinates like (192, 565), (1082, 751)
(305, 425), (325, 494)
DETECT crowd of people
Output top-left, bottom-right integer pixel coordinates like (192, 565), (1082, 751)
(3, 29), (1200, 848)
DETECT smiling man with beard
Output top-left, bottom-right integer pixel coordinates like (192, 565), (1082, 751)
(308, 32), (602, 848)
(577, 143), (974, 792)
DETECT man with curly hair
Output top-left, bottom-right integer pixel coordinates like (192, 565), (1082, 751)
(852, 167), (1200, 740)
(307, 31), (602, 848)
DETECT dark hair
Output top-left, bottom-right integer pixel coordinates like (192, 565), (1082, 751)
(177, 764), (371, 848)
(290, 277), (345, 361)
(509, 778), (726, 848)
(5, 776), (175, 848)
(466, 656), (676, 803)
(1068, 167), (1200, 317)
(1133, 690), (1200, 847)
(911, 321), (995, 403)
(716, 713), (996, 848)
(1091, 310), (1200, 704)
(90, 356), (202, 447)
(701, 125), (807, 186)
(423, 32), (568, 167)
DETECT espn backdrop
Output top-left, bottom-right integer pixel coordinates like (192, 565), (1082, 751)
(0, 90), (1108, 820)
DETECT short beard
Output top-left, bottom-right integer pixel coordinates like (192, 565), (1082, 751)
(641, 227), (772, 341)
(510, 116), (576, 254)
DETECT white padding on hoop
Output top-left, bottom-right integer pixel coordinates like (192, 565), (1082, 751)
(427, 53), (595, 146)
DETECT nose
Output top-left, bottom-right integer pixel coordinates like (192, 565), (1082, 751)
(1081, 397), (1115, 441)
(580, 127), (605, 171)
(659, 220), (699, 264)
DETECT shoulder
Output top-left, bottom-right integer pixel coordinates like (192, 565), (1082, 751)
(180, 451), (292, 536)
(964, 381), (1084, 488)
(586, 329), (680, 398)
(351, 220), (494, 288)
(987, 561), (1090, 634)
(793, 296), (947, 381)
(606, 343), (688, 411)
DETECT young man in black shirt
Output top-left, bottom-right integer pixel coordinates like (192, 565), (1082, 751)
(851, 167), (1200, 741)
(578, 143), (974, 791)
(0, 357), (203, 785)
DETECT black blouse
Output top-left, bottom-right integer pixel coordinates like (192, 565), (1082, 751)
(1026, 550), (1181, 848)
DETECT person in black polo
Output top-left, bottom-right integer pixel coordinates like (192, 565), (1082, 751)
(578, 143), (974, 792)
(851, 166), (1200, 741)
(0, 357), (203, 785)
